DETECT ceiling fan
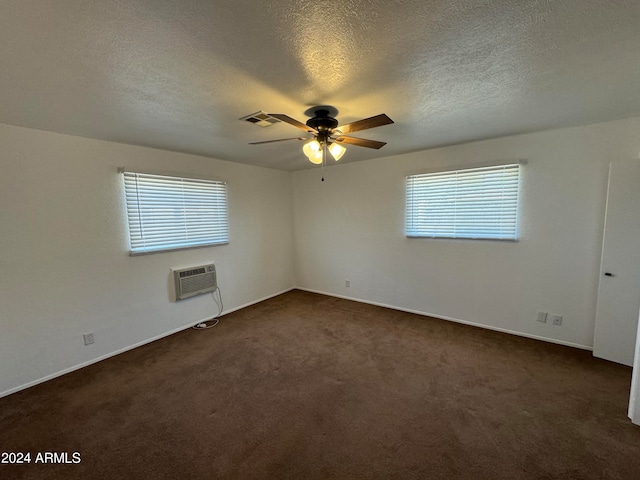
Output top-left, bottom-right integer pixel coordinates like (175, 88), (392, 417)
(249, 106), (394, 166)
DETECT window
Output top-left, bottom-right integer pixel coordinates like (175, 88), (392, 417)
(405, 163), (520, 240)
(122, 171), (229, 255)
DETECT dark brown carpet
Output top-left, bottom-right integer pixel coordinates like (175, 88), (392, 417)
(1, 290), (639, 479)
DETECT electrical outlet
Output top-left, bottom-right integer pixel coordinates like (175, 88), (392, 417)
(345, 279), (350, 288)
(536, 312), (548, 323)
(83, 333), (95, 345)
(551, 315), (563, 326)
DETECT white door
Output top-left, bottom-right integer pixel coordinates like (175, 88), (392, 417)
(629, 309), (640, 424)
(593, 159), (640, 366)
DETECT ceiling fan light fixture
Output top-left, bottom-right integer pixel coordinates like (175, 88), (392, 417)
(251, 108), (393, 172)
(303, 140), (323, 164)
(306, 139), (321, 152)
(328, 142), (346, 161)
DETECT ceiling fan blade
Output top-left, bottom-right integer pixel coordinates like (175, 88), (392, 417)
(335, 114), (394, 135)
(249, 137), (307, 145)
(334, 136), (387, 149)
(268, 114), (317, 133)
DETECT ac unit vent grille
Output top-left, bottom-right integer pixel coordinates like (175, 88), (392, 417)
(172, 263), (217, 301)
(180, 268), (206, 278)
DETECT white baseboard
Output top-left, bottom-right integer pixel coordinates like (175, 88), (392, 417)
(220, 287), (295, 316)
(0, 287), (295, 399)
(295, 286), (593, 352)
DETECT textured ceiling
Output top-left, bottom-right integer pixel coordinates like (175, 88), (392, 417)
(1, 0), (640, 171)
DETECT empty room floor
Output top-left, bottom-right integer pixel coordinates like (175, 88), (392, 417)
(2, 290), (639, 479)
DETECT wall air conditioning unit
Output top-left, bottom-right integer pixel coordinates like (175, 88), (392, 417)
(171, 263), (217, 301)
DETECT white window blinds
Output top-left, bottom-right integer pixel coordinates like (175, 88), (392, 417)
(123, 171), (229, 255)
(406, 164), (520, 240)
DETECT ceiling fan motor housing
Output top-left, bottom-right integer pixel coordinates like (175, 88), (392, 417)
(306, 109), (339, 132)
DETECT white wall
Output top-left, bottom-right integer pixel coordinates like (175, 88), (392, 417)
(292, 118), (640, 349)
(0, 123), (295, 396)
